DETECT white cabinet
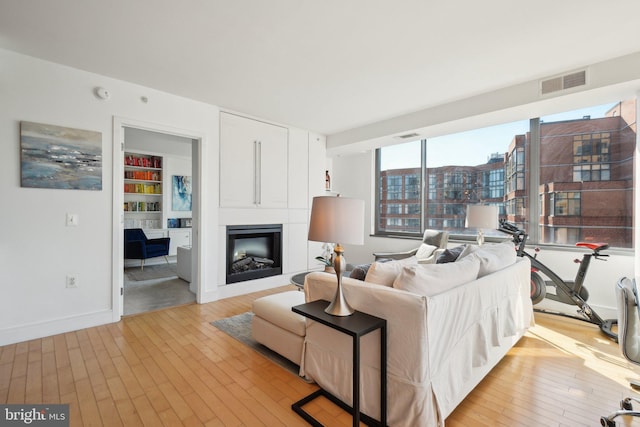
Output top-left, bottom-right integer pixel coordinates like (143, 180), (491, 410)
(288, 128), (309, 209)
(169, 228), (192, 255)
(220, 112), (288, 208)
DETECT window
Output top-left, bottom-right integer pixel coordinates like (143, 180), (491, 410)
(377, 140), (422, 234)
(387, 204), (402, 214)
(386, 176), (402, 200)
(550, 192), (581, 216)
(572, 133), (611, 181)
(404, 175), (420, 199)
(375, 99), (635, 248)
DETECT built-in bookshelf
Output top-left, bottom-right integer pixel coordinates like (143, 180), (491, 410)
(124, 152), (163, 229)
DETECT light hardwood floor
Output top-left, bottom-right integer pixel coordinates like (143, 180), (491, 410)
(1, 284), (638, 426)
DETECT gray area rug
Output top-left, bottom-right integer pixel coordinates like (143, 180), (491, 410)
(124, 262), (194, 316)
(124, 277), (195, 315)
(211, 312), (310, 381)
(125, 263), (177, 281)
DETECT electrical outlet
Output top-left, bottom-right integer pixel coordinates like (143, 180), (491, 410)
(66, 274), (78, 288)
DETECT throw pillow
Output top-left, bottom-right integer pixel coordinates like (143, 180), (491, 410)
(349, 263), (372, 281)
(365, 256), (418, 287)
(455, 243), (476, 261)
(436, 245), (467, 264)
(470, 240), (517, 277)
(392, 255), (480, 296)
(416, 243), (438, 260)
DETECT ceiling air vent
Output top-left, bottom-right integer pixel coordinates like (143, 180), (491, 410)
(394, 132), (420, 139)
(540, 70), (587, 95)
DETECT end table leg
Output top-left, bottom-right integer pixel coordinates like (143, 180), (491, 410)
(353, 335), (360, 427)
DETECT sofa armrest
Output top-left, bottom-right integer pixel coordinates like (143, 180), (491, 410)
(372, 248), (418, 261)
(417, 248), (446, 264)
(124, 240), (146, 259)
(147, 237), (170, 250)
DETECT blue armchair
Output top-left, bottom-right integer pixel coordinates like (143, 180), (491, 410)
(124, 228), (170, 270)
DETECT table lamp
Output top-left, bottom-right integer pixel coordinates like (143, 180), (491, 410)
(308, 196), (365, 316)
(465, 204), (498, 246)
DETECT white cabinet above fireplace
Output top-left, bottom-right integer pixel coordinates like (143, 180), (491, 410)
(220, 112), (288, 208)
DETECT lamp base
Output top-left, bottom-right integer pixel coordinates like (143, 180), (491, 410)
(476, 230), (485, 246)
(325, 244), (354, 316)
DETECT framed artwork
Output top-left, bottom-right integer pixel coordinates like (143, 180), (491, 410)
(172, 175), (192, 211)
(20, 121), (102, 190)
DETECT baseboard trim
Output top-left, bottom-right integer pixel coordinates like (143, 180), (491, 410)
(0, 310), (115, 346)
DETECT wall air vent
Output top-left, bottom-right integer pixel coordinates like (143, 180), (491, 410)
(540, 70), (587, 95)
(394, 132), (420, 139)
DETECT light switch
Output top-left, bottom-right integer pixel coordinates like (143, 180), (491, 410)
(66, 213), (79, 226)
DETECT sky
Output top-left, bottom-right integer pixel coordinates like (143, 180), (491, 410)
(381, 102), (619, 170)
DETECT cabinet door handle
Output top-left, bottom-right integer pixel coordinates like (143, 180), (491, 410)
(253, 140), (259, 204)
(256, 141), (262, 205)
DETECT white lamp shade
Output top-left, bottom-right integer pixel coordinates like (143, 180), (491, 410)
(308, 196), (365, 245)
(465, 204), (498, 230)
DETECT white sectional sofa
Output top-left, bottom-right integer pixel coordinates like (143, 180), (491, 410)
(301, 242), (533, 427)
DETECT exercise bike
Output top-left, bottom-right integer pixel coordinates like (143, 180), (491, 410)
(498, 219), (617, 340)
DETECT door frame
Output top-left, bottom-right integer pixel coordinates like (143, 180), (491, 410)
(111, 116), (204, 319)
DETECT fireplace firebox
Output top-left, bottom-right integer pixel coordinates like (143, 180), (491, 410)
(226, 224), (282, 284)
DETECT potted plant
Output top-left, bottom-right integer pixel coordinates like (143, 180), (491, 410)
(316, 243), (335, 273)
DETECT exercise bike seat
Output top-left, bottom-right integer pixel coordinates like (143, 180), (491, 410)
(576, 242), (609, 252)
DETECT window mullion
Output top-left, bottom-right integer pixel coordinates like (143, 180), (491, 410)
(529, 118), (541, 243)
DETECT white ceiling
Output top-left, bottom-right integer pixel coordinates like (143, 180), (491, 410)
(1, 0), (640, 136)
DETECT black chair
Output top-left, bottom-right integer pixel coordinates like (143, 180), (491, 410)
(601, 277), (640, 426)
(124, 228), (170, 270)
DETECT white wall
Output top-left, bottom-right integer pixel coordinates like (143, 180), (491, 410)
(0, 48), (220, 345)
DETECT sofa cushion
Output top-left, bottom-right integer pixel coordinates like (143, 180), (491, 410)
(252, 291), (306, 336)
(365, 256), (418, 287)
(436, 245), (467, 264)
(392, 255), (480, 296)
(467, 241), (517, 277)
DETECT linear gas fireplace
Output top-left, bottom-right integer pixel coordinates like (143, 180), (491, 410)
(226, 224), (282, 284)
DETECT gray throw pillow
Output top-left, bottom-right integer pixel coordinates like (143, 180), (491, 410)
(349, 264), (371, 280)
(436, 245), (467, 264)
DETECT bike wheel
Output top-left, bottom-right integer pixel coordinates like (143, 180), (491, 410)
(531, 272), (546, 305)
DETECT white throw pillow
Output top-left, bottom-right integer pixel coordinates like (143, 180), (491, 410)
(470, 240), (517, 277)
(392, 255), (480, 296)
(455, 243), (476, 261)
(416, 243), (438, 260)
(365, 256), (418, 287)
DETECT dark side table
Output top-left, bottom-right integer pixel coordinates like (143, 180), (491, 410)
(291, 300), (387, 427)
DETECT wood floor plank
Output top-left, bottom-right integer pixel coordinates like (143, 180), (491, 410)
(2, 286), (639, 427)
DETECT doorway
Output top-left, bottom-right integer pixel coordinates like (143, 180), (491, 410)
(112, 118), (203, 318)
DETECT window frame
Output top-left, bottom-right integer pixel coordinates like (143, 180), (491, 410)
(374, 101), (635, 249)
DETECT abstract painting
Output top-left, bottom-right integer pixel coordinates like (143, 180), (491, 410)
(20, 121), (102, 190)
(172, 175), (192, 211)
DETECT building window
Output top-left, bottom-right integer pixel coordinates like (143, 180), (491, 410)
(572, 133), (611, 182)
(505, 147), (525, 193)
(386, 176), (402, 200)
(386, 204), (402, 214)
(407, 203), (420, 214)
(428, 173), (437, 200)
(550, 192), (581, 216)
(404, 174), (420, 199)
